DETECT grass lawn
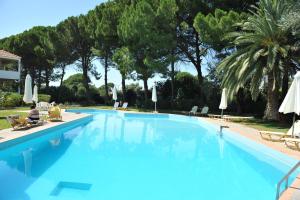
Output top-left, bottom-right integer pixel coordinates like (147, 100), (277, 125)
(230, 118), (290, 132)
(0, 107), (28, 130)
(0, 106), (291, 133)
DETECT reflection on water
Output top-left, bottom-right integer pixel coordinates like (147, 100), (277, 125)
(22, 148), (33, 177)
(82, 113), (214, 160)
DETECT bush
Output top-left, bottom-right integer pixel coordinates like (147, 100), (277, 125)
(38, 94), (51, 102)
(0, 92), (23, 108)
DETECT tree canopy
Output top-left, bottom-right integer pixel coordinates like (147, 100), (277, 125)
(1, 0), (299, 119)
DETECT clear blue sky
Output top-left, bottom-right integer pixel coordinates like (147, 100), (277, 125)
(0, 0), (204, 89)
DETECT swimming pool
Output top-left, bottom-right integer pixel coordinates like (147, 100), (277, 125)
(0, 110), (298, 200)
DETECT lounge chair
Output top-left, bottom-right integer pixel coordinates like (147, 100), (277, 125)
(259, 120), (300, 142)
(113, 102), (119, 110)
(284, 138), (300, 151)
(118, 102), (128, 110)
(199, 106), (209, 116)
(48, 107), (62, 121)
(189, 106), (198, 116)
(7, 115), (30, 130)
(7, 115), (43, 130)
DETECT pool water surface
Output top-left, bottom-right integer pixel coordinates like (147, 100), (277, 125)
(0, 110), (298, 200)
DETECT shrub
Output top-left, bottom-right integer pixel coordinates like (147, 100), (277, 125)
(0, 92), (23, 108)
(38, 94), (51, 102)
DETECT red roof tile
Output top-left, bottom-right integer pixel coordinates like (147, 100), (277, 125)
(0, 50), (21, 60)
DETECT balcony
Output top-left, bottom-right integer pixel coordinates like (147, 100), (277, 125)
(0, 50), (21, 81)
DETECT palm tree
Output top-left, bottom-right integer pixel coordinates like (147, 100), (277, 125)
(218, 0), (298, 120)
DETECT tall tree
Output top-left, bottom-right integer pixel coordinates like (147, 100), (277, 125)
(112, 47), (134, 101)
(50, 26), (77, 99)
(57, 16), (99, 101)
(118, 0), (178, 104)
(91, 1), (122, 102)
(176, 0), (256, 89)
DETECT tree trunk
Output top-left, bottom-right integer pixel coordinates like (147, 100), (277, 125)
(143, 77), (148, 105)
(59, 66), (65, 87)
(45, 67), (49, 90)
(104, 54), (109, 103)
(31, 67), (35, 89)
(58, 65), (66, 101)
(281, 66), (289, 101)
(170, 52), (175, 104)
(38, 68), (42, 90)
(236, 88), (244, 115)
(82, 56), (91, 100)
(264, 72), (279, 120)
(195, 31), (203, 86)
(121, 75), (126, 101)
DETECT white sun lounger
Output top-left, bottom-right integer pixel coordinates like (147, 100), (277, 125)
(259, 120), (300, 142)
(189, 106), (198, 116)
(200, 106), (209, 116)
(113, 102), (119, 110)
(121, 102), (128, 110)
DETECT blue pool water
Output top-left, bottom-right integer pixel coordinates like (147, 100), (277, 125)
(0, 110), (298, 200)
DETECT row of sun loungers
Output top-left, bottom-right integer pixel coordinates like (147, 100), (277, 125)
(188, 105), (300, 151)
(113, 102), (128, 110)
(189, 106), (209, 116)
(259, 120), (300, 150)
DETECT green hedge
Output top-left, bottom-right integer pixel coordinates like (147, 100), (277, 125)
(0, 92), (23, 108)
(0, 92), (51, 108)
(38, 94), (51, 102)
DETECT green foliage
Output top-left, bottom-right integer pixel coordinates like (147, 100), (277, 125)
(57, 15), (97, 99)
(112, 47), (134, 78)
(0, 92), (23, 108)
(218, 0), (299, 120)
(99, 83), (114, 96)
(118, 0), (178, 92)
(38, 94), (51, 102)
(194, 9), (246, 52)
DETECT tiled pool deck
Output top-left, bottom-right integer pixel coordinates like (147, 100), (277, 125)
(0, 110), (299, 200)
(0, 110), (90, 148)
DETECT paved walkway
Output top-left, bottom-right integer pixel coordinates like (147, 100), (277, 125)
(201, 118), (300, 200)
(0, 110), (90, 147)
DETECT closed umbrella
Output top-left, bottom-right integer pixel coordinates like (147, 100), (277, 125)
(152, 83), (157, 112)
(219, 88), (227, 118)
(112, 86), (118, 102)
(279, 71), (300, 137)
(32, 85), (38, 103)
(23, 74), (33, 104)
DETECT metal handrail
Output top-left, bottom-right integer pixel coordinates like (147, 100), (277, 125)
(276, 161), (300, 200)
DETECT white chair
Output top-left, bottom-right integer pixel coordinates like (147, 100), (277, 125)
(200, 106), (209, 116)
(36, 102), (50, 117)
(189, 106), (198, 116)
(36, 102), (50, 111)
(113, 102), (119, 110)
(121, 102), (128, 110)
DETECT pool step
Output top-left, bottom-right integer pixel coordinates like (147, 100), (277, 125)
(50, 181), (92, 196)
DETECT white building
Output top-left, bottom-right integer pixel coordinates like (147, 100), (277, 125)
(0, 50), (21, 93)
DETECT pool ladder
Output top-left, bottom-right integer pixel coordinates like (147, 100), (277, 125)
(276, 161), (300, 200)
